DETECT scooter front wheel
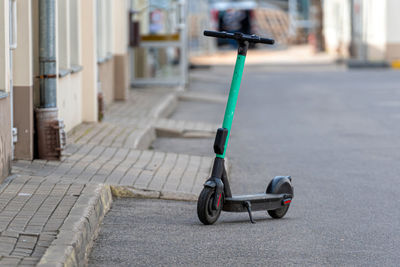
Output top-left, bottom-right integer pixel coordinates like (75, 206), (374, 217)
(197, 187), (222, 225)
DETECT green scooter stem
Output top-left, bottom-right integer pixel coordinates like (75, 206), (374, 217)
(216, 54), (246, 159)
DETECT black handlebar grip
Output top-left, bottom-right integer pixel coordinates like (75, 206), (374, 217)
(204, 30), (228, 39)
(204, 30), (275, 45)
(259, 37), (275, 45)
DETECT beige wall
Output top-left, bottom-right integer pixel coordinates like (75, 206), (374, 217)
(98, 58), (115, 106)
(57, 73), (83, 132)
(0, 0), (11, 181)
(13, 0), (33, 86)
(324, 0), (400, 62)
(323, 0), (351, 58)
(0, 97), (11, 182)
(386, 0), (400, 44)
(112, 0), (128, 55)
(0, 0), (10, 92)
(385, 0), (400, 61)
(364, 0), (386, 61)
(81, 0), (98, 122)
(13, 0), (34, 160)
(114, 54), (129, 100)
(112, 0), (129, 101)
(56, 0), (84, 132)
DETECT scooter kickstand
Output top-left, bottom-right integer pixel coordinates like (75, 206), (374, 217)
(244, 201), (255, 224)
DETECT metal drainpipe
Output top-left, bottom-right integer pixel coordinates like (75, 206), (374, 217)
(39, 0), (57, 108)
(36, 0), (65, 160)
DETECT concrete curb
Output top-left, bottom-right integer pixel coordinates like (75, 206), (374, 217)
(37, 184), (113, 267)
(151, 93), (178, 119)
(0, 174), (16, 194)
(111, 185), (197, 202)
(178, 91), (227, 104)
(134, 126), (157, 150)
(134, 92), (178, 150)
(155, 127), (215, 139)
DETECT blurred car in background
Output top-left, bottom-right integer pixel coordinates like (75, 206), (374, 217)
(210, 0), (256, 47)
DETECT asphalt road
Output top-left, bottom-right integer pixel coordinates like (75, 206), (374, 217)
(89, 64), (400, 266)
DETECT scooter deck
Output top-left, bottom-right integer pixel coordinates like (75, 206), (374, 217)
(223, 193), (286, 212)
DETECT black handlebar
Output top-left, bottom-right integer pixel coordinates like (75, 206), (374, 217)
(204, 30), (274, 45)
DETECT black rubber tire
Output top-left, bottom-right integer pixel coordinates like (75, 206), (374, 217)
(267, 180), (293, 219)
(197, 187), (222, 225)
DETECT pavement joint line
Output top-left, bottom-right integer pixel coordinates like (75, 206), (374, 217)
(120, 125), (136, 147)
(88, 147), (120, 182)
(70, 124), (93, 144)
(22, 183), (58, 233)
(65, 145), (106, 180)
(159, 152), (179, 192)
(84, 123), (109, 145)
(131, 151), (155, 186)
(62, 147), (104, 181)
(145, 151), (167, 189)
(110, 126), (127, 147)
(37, 184), (112, 267)
(116, 149), (144, 185)
(103, 148), (130, 175)
(97, 124), (118, 146)
(3, 177), (48, 244)
(175, 154), (194, 192)
(0, 176), (34, 217)
(108, 149), (136, 184)
(0, 174), (17, 195)
(190, 157), (205, 193)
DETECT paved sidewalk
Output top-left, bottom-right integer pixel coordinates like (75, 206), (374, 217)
(0, 88), (223, 266)
(13, 143), (213, 199)
(190, 44), (336, 66)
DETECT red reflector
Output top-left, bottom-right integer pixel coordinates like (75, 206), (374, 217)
(284, 200), (292, 205)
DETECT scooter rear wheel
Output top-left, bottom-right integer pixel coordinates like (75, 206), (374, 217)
(197, 187), (222, 225)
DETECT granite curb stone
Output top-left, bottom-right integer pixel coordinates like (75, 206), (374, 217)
(37, 184), (112, 267)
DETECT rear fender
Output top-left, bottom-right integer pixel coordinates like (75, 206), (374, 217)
(266, 176), (293, 197)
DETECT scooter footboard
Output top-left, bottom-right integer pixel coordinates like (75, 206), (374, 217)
(222, 193), (289, 212)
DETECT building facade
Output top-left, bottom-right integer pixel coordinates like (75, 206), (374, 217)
(0, 0), (130, 183)
(324, 0), (400, 63)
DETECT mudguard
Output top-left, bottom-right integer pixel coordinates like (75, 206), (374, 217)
(266, 176), (293, 197)
(203, 178), (224, 210)
(204, 180), (216, 188)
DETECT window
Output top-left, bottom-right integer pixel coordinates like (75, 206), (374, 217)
(69, 0), (81, 67)
(0, 0), (11, 94)
(96, 0), (112, 62)
(58, 0), (70, 70)
(58, 0), (81, 75)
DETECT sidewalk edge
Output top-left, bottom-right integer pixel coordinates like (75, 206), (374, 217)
(151, 93), (178, 118)
(37, 184), (113, 267)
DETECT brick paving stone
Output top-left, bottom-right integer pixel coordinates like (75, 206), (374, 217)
(0, 178), (80, 265)
(177, 155), (202, 193)
(134, 151), (166, 189)
(104, 149), (141, 184)
(148, 153), (178, 191)
(163, 154), (190, 191)
(192, 156), (214, 194)
(76, 124), (106, 145)
(119, 150), (153, 186)
(0, 257), (22, 265)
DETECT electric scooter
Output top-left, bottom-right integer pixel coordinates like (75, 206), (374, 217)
(197, 30), (294, 225)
